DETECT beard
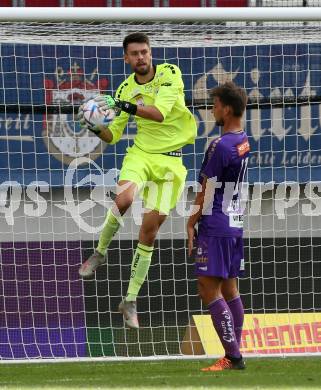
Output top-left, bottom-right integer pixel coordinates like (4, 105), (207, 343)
(134, 63), (151, 76)
(215, 119), (224, 127)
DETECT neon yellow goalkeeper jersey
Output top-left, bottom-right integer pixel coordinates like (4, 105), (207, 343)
(108, 63), (197, 153)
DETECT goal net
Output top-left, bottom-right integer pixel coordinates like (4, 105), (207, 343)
(1, 11), (321, 361)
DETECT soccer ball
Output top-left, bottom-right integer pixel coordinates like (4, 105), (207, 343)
(82, 98), (115, 128)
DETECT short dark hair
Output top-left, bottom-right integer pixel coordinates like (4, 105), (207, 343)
(123, 32), (150, 53)
(210, 81), (247, 117)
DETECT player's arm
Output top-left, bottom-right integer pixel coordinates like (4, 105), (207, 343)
(187, 178), (207, 256)
(78, 80), (132, 143)
(78, 90), (129, 144)
(89, 125), (113, 143)
(78, 107), (128, 144)
(94, 65), (183, 123)
(187, 141), (229, 256)
(153, 64), (183, 121)
(135, 105), (164, 122)
(94, 95), (164, 122)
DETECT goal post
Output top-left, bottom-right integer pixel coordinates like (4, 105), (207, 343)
(1, 8), (321, 362)
(1, 7), (321, 21)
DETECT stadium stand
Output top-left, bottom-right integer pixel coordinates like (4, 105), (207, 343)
(0, 0), (248, 6)
(3, 1), (321, 6)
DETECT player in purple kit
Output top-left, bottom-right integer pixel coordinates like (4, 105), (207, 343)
(187, 82), (249, 371)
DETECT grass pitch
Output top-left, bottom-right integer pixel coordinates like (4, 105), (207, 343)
(0, 358), (320, 390)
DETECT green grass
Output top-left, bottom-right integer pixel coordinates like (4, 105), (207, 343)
(0, 358), (321, 390)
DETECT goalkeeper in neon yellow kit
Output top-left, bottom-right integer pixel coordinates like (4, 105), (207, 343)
(78, 32), (197, 329)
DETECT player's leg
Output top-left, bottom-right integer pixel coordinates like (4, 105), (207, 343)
(222, 236), (245, 347)
(119, 148), (186, 327)
(96, 180), (138, 255)
(126, 151), (186, 297)
(79, 180), (137, 278)
(79, 146), (148, 278)
(222, 278), (244, 347)
(128, 209), (167, 301)
(119, 210), (167, 329)
(195, 236), (244, 371)
(198, 275), (243, 371)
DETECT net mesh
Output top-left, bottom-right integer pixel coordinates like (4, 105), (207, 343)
(0, 21), (321, 46)
(0, 19), (321, 361)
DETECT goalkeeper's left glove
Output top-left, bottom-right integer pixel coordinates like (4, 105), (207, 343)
(77, 104), (101, 135)
(94, 95), (137, 116)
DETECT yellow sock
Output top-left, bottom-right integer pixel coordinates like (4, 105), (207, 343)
(96, 209), (122, 256)
(126, 243), (154, 302)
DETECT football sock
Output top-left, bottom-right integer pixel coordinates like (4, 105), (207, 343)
(208, 297), (241, 359)
(96, 209), (122, 256)
(126, 243), (153, 302)
(227, 296), (244, 347)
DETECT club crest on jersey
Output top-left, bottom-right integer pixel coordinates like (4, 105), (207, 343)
(135, 94), (145, 106)
(144, 84), (153, 93)
(43, 62), (109, 164)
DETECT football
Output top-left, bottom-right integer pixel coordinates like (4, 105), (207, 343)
(82, 98), (115, 128)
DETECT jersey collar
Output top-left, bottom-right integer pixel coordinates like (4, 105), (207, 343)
(222, 130), (244, 136)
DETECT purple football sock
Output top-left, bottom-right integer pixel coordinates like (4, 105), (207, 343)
(227, 296), (244, 347)
(208, 297), (241, 359)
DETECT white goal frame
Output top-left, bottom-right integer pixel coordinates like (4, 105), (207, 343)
(0, 7), (321, 21)
(1, 7), (321, 363)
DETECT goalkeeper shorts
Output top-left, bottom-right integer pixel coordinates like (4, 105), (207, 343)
(118, 144), (187, 215)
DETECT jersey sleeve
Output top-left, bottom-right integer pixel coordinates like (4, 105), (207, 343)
(199, 140), (230, 182)
(108, 81), (130, 145)
(153, 64), (184, 120)
(198, 148), (210, 184)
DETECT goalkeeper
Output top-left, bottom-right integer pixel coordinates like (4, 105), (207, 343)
(78, 32), (197, 329)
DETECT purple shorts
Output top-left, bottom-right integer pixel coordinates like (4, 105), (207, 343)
(194, 235), (245, 279)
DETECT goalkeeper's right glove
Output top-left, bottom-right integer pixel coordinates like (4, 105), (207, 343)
(77, 104), (101, 135)
(94, 95), (137, 116)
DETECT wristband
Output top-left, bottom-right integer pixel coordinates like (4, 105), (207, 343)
(120, 100), (137, 116)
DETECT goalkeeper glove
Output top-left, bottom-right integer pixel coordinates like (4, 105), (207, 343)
(94, 95), (137, 116)
(77, 104), (101, 135)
